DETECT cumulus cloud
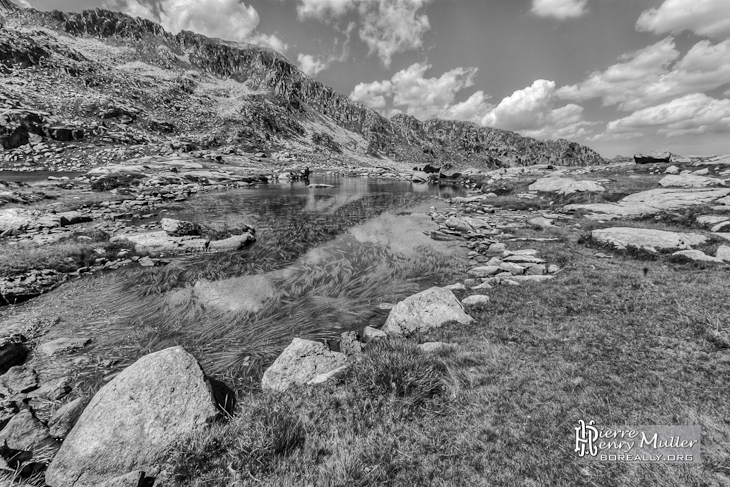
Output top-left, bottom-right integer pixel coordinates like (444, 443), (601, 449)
(557, 37), (730, 111)
(349, 63), (493, 122)
(530, 0), (588, 20)
(602, 93), (730, 138)
(296, 0), (356, 19)
(294, 0), (433, 66)
(358, 0), (431, 67)
(482, 80), (594, 139)
(107, 0), (287, 51)
(350, 79), (393, 109)
(297, 53), (328, 76)
(636, 0), (730, 39)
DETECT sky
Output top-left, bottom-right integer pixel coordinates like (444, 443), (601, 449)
(17, 0), (730, 158)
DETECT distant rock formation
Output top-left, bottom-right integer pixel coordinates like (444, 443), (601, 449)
(0, 6), (607, 168)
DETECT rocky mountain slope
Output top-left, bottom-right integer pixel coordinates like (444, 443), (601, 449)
(0, 1), (605, 169)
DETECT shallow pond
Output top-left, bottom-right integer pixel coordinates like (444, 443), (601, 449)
(3, 177), (471, 391)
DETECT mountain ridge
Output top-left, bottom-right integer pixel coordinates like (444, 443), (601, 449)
(0, 5), (606, 168)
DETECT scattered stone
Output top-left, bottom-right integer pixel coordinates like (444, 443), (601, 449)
(138, 256), (155, 267)
(664, 165), (680, 175)
(672, 250), (723, 263)
(307, 183), (334, 188)
(45, 346), (219, 487)
(467, 266), (500, 278)
(716, 245), (730, 262)
(444, 283), (466, 291)
(339, 331), (362, 356)
(526, 264), (547, 275)
(591, 227), (707, 252)
(160, 218), (200, 236)
(528, 216), (556, 229)
(486, 243), (506, 255)
(362, 326), (387, 343)
(36, 337), (91, 356)
(445, 217), (473, 233)
(499, 262), (525, 275)
(382, 287), (473, 336)
(27, 377), (71, 401)
(461, 295), (490, 308)
(261, 338), (348, 392)
(0, 409), (54, 452)
(0, 365), (37, 394)
(48, 397), (87, 439)
(503, 255), (545, 264)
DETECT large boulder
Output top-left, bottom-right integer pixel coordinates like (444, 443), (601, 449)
(528, 177), (604, 195)
(0, 334), (29, 374)
(382, 287), (474, 336)
(0, 109), (45, 149)
(45, 346), (219, 487)
(261, 338), (348, 392)
(592, 227), (707, 252)
(634, 150), (671, 164)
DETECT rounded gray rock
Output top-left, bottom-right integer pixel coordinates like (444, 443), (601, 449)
(45, 346), (219, 487)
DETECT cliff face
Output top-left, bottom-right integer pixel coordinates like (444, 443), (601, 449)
(1, 6), (606, 167)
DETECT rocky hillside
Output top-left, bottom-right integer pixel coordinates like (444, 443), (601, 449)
(0, 1), (605, 169)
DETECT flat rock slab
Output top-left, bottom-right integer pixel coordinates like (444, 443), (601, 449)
(0, 365), (38, 394)
(45, 346), (219, 487)
(261, 338), (348, 392)
(528, 177), (604, 195)
(659, 175), (726, 188)
(0, 408), (54, 452)
(592, 227), (707, 252)
(36, 337), (91, 356)
(566, 188), (730, 219)
(383, 287), (473, 336)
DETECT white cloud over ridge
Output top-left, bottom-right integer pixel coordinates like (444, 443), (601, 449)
(297, 53), (328, 76)
(482, 80), (594, 140)
(557, 37), (730, 111)
(351, 68), (592, 140)
(295, 0), (433, 66)
(602, 93), (730, 138)
(107, 0), (287, 51)
(636, 0), (730, 39)
(530, 0), (588, 20)
(350, 62), (492, 123)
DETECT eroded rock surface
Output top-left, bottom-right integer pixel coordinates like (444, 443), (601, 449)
(261, 338), (348, 392)
(382, 287), (473, 336)
(45, 346), (219, 487)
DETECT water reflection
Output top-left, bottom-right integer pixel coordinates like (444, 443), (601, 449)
(7, 178), (469, 391)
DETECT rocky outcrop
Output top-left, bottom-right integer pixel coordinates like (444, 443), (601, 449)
(382, 287), (474, 336)
(261, 338), (348, 392)
(45, 346), (219, 487)
(634, 150), (671, 164)
(4, 7), (607, 168)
